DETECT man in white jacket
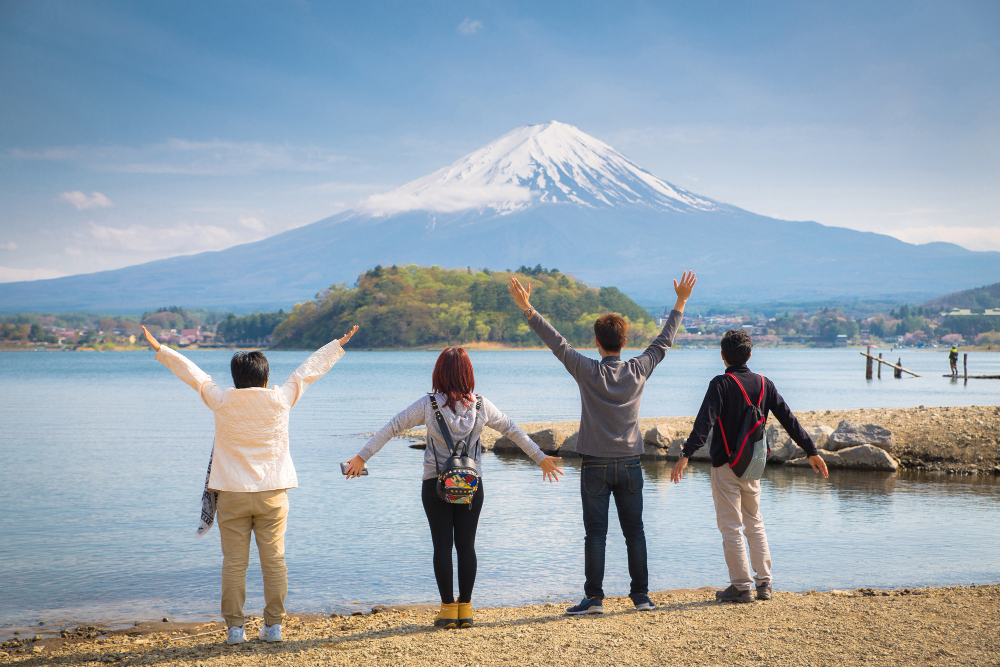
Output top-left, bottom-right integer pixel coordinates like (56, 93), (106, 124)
(142, 324), (358, 645)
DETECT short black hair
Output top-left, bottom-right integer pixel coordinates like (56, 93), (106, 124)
(231, 351), (269, 388)
(594, 313), (628, 352)
(721, 329), (753, 366)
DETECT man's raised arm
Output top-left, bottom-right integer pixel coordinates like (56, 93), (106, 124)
(507, 277), (588, 378)
(635, 270), (696, 377)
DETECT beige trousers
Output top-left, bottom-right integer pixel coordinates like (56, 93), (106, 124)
(710, 465), (771, 591)
(216, 489), (289, 627)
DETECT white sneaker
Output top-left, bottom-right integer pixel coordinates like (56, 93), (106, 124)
(259, 623), (283, 642)
(226, 626), (246, 645)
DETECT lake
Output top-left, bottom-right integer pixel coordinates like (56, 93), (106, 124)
(1, 346), (998, 635)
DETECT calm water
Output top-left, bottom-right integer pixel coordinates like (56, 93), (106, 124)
(1, 347), (998, 635)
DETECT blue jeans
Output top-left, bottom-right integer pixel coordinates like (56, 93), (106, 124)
(580, 455), (648, 600)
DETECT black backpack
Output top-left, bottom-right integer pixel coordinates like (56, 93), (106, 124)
(718, 373), (768, 480)
(429, 395), (482, 505)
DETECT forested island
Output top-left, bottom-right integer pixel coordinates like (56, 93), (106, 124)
(271, 264), (663, 349)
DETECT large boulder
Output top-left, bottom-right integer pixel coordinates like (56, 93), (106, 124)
(665, 437), (712, 461)
(828, 421), (895, 452)
(558, 432), (581, 458)
(643, 424), (676, 449)
(786, 449), (844, 468)
(766, 424), (835, 462)
(836, 445), (898, 471)
(494, 427), (575, 455)
(785, 445), (898, 471)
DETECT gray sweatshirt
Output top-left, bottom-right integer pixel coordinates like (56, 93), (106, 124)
(358, 393), (547, 480)
(528, 310), (683, 457)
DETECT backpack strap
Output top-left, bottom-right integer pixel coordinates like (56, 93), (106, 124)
(428, 394), (475, 459)
(725, 373), (765, 407)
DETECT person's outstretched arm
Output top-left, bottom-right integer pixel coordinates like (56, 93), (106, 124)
(143, 325), (224, 410)
(671, 377), (723, 483)
(345, 396), (428, 478)
(279, 325), (359, 408)
(507, 277), (588, 378)
(481, 397), (564, 483)
(769, 382), (828, 478)
(635, 270), (696, 377)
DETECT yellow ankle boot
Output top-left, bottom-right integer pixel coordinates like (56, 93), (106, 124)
(457, 602), (473, 628)
(434, 602), (458, 628)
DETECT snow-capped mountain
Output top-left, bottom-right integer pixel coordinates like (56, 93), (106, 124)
(359, 121), (718, 215)
(1, 121), (999, 313)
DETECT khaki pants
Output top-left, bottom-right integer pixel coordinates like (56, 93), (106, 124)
(216, 489), (289, 627)
(710, 465), (771, 591)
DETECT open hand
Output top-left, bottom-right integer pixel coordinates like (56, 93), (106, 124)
(808, 454), (829, 478)
(507, 277), (532, 311)
(338, 325), (360, 346)
(670, 456), (689, 484)
(540, 456), (564, 483)
(141, 325), (162, 352)
(673, 270), (697, 302)
(344, 454), (367, 479)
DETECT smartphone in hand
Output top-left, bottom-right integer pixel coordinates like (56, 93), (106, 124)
(341, 461), (369, 476)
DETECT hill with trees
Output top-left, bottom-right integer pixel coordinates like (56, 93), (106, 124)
(271, 264), (663, 350)
(924, 282), (1000, 311)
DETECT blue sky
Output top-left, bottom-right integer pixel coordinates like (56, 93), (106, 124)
(1, 0), (997, 282)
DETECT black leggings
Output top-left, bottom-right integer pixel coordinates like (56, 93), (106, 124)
(421, 478), (484, 604)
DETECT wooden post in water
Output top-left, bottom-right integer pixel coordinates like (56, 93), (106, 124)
(894, 358), (903, 378)
(865, 345), (873, 379)
(964, 353), (968, 381)
(878, 353), (883, 379)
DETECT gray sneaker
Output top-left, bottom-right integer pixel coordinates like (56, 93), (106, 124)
(226, 626), (246, 645)
(715, 585), (754, 604)
(259, 623), (283, 642)
(756, 582), (773, 601)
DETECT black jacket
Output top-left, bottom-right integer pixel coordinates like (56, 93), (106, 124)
(682, 364), (818, 467)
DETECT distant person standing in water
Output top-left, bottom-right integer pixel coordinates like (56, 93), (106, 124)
(508, 270), (696, 615)
(949, 345), (959, 376)
(671, 328), (829, 604)
(344, 347), (563, 629)
(142, 323), (358, 646)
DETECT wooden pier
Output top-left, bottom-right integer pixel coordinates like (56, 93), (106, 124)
(862, 347), (920, 378)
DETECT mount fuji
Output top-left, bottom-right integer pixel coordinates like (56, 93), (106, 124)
(2, 121), (998, 313)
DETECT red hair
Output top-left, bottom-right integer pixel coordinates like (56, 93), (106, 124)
(432, 347), (475, 411)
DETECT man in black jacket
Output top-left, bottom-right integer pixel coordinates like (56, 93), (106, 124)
(671, 329), (828, 603)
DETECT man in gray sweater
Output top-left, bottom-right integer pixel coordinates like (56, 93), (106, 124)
(508, 270), (696, 614)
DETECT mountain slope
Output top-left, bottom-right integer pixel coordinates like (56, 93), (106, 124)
(1, 121), (998, 313)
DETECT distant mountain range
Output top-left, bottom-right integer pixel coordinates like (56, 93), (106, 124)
(1, 121), (998, 313)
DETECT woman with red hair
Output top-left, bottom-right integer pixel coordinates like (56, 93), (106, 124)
(345, 347), (562, 628)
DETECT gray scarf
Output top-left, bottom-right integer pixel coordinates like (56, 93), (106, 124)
(195, 442), (218, 539)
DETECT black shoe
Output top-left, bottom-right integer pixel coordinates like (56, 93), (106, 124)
(715, 585), (754, 604)
(631, 593), (655, 611)
(566, 597), (604, 615)
(756, 582), (772, 601)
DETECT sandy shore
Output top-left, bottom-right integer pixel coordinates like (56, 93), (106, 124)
(3, 585), (997, 666)
(400, 404), (1000, 475)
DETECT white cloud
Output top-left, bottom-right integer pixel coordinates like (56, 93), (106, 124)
(238, 213), (266, 232)
(457, 18), (483, 35)
(358, 184), (534, 216)
(16, 140), (344, 176)
(0, 266), (66, 283)
(58, 190), (114, 210)
(0, 242), (16, 251)
(888, 225), (1000, 252)
(87, 222), (244, 255)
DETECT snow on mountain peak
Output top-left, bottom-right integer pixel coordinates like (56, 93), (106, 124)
(358, 121), (718, 216)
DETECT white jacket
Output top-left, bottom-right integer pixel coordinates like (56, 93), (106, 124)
(155, 341), (345, 492)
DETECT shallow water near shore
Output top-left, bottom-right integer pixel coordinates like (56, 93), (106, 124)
(1, 347), (998, 634)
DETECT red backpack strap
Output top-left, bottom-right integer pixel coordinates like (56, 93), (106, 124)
(756, 375), (765, 406)
(725, 373), (753, 407)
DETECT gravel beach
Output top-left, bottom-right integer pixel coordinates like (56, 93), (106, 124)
(4, 585), (997, 666)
